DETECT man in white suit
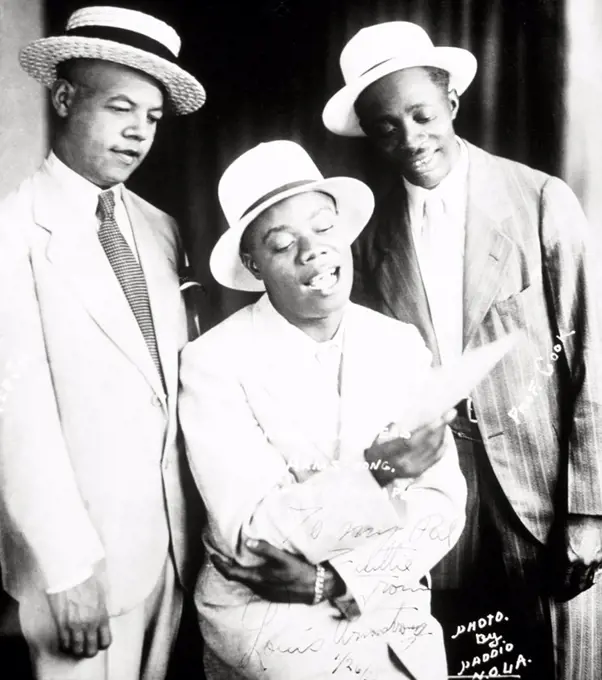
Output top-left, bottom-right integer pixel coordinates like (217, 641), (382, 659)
(179, 140), (467, 679)
(0, 6), (205, 679)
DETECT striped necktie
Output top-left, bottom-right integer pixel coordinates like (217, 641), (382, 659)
(97, 190), (166, 391)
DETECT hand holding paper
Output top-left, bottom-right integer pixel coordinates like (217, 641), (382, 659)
(365, 333), (519, 485)
(366, 408), (457, 485)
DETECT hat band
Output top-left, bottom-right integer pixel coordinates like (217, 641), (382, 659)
(360, 57), (396, 77)
(240, 179), (317, 220)
(66, 25), (177, 63)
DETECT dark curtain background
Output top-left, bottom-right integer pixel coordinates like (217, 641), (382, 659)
(47, 0), (566, 327)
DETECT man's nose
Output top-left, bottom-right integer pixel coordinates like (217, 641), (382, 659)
(397, 120), (425, 152)
(298, 234), (329, 264)
(124, 113), (152, 141)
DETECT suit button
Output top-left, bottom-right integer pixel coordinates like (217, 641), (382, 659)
(151, 394), (162, 407)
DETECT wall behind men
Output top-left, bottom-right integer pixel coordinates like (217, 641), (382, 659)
(0, 0), (47, 199)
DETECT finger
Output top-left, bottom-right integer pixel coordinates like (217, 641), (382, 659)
(98, 621), (112, 651)
(83, 626), (99, 658)
(245, 538), (288, 564)
(210, 553), (236, 576)
(57, 626), (71, 654)
(69, 627), (85, 657)
(211, 554), (263, 586)
(442, 408), (457, 425)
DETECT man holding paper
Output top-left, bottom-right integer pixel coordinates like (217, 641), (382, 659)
(179, 141), (477, 679)
(320, 21), (602, 680)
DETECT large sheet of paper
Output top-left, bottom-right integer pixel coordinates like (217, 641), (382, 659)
(396, 332), (520, 433)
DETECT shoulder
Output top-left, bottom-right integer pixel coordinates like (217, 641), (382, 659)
(124, 188), (182, 260)
(0, 175), (38, 256)
(124, 188), (179, 238)
(181, 302), (256, 369)
(0, 174), (36, 219)
(124, 188), (175, 222)
(465, 141), (551, 192)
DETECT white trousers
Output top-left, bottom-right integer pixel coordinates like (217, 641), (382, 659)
(19, 557), (182, 680)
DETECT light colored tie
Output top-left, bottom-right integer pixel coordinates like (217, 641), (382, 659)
(420, 192), (463, 364)
(97, 191), (166, 391)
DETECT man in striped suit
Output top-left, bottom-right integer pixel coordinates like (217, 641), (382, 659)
(320, 20), (602, 680)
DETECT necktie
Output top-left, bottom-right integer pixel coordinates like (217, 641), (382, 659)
(97, 190), (166, 391)
(419, 192), (463, 364)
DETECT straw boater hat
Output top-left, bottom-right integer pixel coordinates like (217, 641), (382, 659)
(210, 140), (375, 292)
(19, 5), (205, 115)
(323, 21), (477, 137)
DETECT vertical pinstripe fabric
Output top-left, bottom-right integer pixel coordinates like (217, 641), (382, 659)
(352, 141), (602, 680)
(97, 191), (165, 390)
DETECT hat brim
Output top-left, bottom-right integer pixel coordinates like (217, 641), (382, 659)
(210, 177), (375, 292)
(323, 47), (477, 137)
(19, 36), (206, 115)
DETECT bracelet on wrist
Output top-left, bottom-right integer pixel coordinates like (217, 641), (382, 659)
(312, 563), (326, 605)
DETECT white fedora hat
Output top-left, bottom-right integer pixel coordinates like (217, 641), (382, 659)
(19, 6), (205, 115)
(323, 21), (477, 137)
(211, 140), (375, 292)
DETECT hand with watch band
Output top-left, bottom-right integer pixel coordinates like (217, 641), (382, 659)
(210, 539), (345, 606)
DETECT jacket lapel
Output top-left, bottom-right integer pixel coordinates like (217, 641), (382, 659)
(34, 171), (166, 400)
(462, 143), (515, 348)
(123, 191), (181, 401)
(372, 184), (441, 363)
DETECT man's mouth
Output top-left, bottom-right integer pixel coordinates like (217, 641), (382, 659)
(406, 148), (437, 173)
(305, 266), (340, 294)
(112, 149), (141, 165)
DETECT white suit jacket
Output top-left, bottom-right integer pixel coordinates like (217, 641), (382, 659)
(0, 160), (203, 615)
(179, 294), (467, 680)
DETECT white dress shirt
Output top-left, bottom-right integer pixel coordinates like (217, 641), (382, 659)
(403, 138), (469, 365)
(45, 152), (140, 262)
(259, 297), (345, 459)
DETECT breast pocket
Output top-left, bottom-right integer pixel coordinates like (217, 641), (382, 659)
(493, 284), (541, 318)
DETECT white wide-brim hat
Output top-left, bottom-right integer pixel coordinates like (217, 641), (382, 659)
(211, 140), (375, 292)
(19, 6), (205, 115)
(323, 21), (477, 137)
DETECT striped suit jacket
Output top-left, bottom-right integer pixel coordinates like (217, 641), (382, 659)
(352, 140), (602, 550)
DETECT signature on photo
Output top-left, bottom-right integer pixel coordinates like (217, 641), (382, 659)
(508, 330), (574, 424)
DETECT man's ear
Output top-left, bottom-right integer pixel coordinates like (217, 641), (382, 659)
(448, 89), (460, 121)
(241, 253), (262, 281)
(51, 79), (76, 119)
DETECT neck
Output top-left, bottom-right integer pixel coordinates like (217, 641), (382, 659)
(273, 301), (345, 343)
(52, 140), (115, 189)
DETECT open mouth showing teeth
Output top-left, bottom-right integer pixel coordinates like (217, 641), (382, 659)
(306, 267), (340, 292)
(410, 151), (436, 170)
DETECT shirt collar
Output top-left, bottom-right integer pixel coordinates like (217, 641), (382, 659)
(257, 293), (346, 358)
(403, 137), (469, 231)
(45, 151), (124, 218)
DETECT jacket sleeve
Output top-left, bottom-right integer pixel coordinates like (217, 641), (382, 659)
(0, 209), (104, 593)
(179, 332), (466, 606)
(539, 177), (602, 516)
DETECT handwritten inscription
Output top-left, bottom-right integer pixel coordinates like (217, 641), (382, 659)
(287, 458), (395, 473)
(508, 329), (574, 424)
(451, 612), (532, 678)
